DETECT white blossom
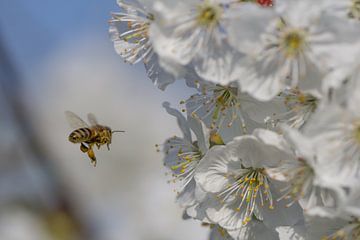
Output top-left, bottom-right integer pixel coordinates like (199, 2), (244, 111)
(264, 126), (345, 212)
(195, 129), (303, 230)
(226, 0), (360, 100)
(106, 0), (360, 238)
(149, 0), (243, 84)
(109, 0), (177, 90)
(160, 102), (210, 207)
(182, 81), (262, 141)
(303, 101), (360, 180)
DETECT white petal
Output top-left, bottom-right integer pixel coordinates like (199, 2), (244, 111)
(163, 102), (192, 141)
(195, 145), (232, 193)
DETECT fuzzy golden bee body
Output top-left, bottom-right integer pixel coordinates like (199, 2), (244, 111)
(65, 111), (124, 167)
(69, 127), (94, 143)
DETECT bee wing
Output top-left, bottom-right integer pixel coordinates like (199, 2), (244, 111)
(65, 111), (89, 129)
(87, 113), (99, 126)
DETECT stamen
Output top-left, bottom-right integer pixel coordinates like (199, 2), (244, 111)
(273, 88), (318, 128)
(162, 137), (203, 192)
(110, 4), (154, 64)
(186, 84), (244, 131)
(196, 2), (222, 28)
(275, 158), (314, 206)
(217, 168), (273, 225)
(280, 29), (306, 58)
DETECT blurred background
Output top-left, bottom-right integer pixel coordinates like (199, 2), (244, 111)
(0, 0), (207, 239)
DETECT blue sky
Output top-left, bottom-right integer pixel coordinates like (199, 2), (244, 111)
(0, 0), (193, 102)
(0, 0), (119, 75)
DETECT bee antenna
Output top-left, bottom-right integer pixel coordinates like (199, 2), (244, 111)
(112, 130), (125, 134)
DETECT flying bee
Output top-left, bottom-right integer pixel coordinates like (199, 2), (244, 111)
(65, 111), (124, 167)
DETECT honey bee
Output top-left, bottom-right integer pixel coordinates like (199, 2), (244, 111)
(65, 111), (124, 167)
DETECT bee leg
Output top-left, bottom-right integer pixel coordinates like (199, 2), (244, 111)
(80, 143), (89, 153)
(96, 143), (100, 149)
(87, 147), (97, 167)
(107, 143), (110, 151)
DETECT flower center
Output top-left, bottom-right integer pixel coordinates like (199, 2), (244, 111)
(168, 139), (202, 175)
(353, 122), (360, 145)
(183, 84), (243, 131)
(281, 29), (306, 57)
(283, 89), (318, 113)
(197, 3), (222, 28)
(278, 158), (314, 204)
(214, 86), (238, 107)
(212, 85), (239, 122)
(218, 168), (273, 225)
(162, 137), (203, 191)
(269, 89), (318, 129)
(349, 0), (360, 20)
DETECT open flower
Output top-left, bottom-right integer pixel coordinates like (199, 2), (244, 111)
(272, 88), (319, 129)
(183, 81), (267, 143)
(109, 0), (177, 90)
(184, 83), (247, 131)
(195, 129), (303, 230)
(226, 0), (360, 100)
(149, 0), (243, 84)
(265, 126), (347, 214)
(161, 102), (210, 207)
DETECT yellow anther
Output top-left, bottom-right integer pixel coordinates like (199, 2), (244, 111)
(281, 29), (306, 58)
(210, 131), (225, 147)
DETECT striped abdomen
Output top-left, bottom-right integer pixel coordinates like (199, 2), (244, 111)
(68, 128), (93, 143)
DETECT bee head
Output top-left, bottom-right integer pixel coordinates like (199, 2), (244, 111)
(98, 127), (124, 150)
(101, 126), (112, 144)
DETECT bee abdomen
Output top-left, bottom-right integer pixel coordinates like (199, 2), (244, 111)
(69, 128), (93, 143)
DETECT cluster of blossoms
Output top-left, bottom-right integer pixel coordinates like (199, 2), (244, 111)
(110, 0), (360, 239)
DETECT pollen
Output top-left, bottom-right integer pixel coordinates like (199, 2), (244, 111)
(196, 3), (222, 28)
(217, 168), (274, 225)
(210, 131), (225, 147)
(164, 137), (203, 194)
(281, 29), (306, 58)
